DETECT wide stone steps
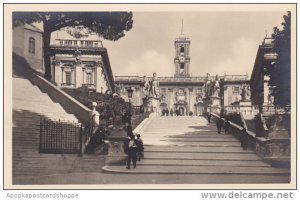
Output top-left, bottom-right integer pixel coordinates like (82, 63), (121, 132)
(143, 152), (261, 161)
(144, 145), (253, 153)
(12, 76), (85, 180)
(102, 116), (290, 181)
(103, 165), (289, 175)
(13, 155), (105, 177)
(137, 159), (271, 167)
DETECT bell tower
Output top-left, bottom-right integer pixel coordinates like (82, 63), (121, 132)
(174, 20), (191, 77)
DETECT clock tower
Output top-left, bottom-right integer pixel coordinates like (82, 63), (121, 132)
(174, 27), (191, 77)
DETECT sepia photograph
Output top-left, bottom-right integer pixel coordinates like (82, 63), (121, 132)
(3, 3), (296, 189)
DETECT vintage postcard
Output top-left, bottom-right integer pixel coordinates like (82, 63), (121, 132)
(3, 3), (297, 190)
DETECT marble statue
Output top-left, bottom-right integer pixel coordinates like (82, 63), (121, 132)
(213, 75), (220, 96)
(204, 73), (212, 97)
(150, 72), (159, 98)
(241, 83), (251, 101)
(143, 75), (151, 97)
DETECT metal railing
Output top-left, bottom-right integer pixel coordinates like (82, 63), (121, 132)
(39, 118), (81, 154)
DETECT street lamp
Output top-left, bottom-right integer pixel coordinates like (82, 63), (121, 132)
(127, 87), (134, 112)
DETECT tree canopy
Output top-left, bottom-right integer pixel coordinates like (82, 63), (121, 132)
(13, 12), (133, 80)
(265, 11), (291, 106)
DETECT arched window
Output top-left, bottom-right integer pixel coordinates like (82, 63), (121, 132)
(28, 37), (35, 54)
(180, 46), (185, 53)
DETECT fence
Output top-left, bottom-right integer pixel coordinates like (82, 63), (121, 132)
(39, 118), (82, 154)
(224, 105), (291, 116)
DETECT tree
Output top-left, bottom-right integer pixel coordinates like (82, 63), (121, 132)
(13, 12), (133, 80)
(265, 11), (291, 106)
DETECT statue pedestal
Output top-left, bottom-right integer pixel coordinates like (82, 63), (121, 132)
(239, 100), (253, 116)
(105, 128), (128, 165)
(239, 100), (251, 107)
(146, 97), (161, 113)
(204, 95), (221, 114)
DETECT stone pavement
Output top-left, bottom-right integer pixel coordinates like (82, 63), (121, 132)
(102, 116), (290, 183)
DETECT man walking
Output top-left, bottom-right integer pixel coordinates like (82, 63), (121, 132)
(136, 134), (144, 161)
(216, 118), (223, 134)
(126, 135), (138, 169)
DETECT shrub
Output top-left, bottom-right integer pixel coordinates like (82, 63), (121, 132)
(62, 86), (128, 121)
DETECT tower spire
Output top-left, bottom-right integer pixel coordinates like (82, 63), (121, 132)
(181, 19), (184, 35)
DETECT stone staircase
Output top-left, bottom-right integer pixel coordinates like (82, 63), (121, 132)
(12, 76), (103, 183)
(102, 116), (290, 182)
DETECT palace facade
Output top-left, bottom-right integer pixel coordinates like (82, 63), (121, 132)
(13, 25), (116, 94)
(50, 37), (115, 93)
(115, 33), (249, 116)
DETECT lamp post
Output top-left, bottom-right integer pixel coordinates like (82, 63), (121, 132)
(127, 87), (134, 112)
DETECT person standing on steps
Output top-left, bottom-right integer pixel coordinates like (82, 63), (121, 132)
(207, 112), (211, 123)
(241, 127), (249, 150)
(126, 135), (138, 169)
(224, 120), (230, 134)
(216, 118), (223, 134)
(170, 109), (174, 116)
(136, 134), (144, 161)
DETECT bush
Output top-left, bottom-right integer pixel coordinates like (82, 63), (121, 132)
(62, 86), (128, 121)
(189, 111), (193, 116)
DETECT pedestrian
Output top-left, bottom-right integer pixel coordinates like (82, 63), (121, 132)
(124, 122), (133, 138)
(166, 108), (169, 116)
(241, 127), (249, 150)
(126, 135), (138, 169)
(216, 118), (223, 134)
(224, 120), (230, 134)
(207, 112), (211, 123)
(136, 134), (144, 161)
(170, 109), (174, 116)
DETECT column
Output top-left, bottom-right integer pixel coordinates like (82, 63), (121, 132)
(54, 60), (62, 86)
(75, 61), (82, 88)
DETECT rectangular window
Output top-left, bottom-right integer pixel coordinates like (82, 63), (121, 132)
(28, 37), (35, 54)
(233, 86), (240, 93)
(60, 40), (63, 46)
(74, 41), (77, 46)
(65, 71), (72, 85)
(81, 41), (84, 46)
(86, 73), (93, 84)
(94, 42), (98, 47)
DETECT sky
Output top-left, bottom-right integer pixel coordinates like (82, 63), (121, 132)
(103, 12), (286, 77)
(51, 11), (287, 77)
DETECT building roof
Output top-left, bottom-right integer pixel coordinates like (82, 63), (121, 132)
(24, 23), (43, 33)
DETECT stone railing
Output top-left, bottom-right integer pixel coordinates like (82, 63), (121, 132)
(224, 105), (290, 116)
(210, 112), (290, 167)
(158, 76), (206, 82)
(223, 75), (248, 81)
(29, 73), (92, 124)
(224, 105), (259, 116)
(115, 74), (249, 83)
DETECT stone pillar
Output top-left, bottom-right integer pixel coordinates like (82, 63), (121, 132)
(146, 97), (161, 113)
(54, 60), (62, 86)
(75, 62), (82, 88)
(105, 128), (128, 165)
(91, 102), (100, 126)
(263, 76), (270, 105)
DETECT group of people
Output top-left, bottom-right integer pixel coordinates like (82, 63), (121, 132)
(124, 123), (144, 169)
(161, 108), (185, 116)
(216, 118), (230, 134)
(206, 113), (248, 150)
